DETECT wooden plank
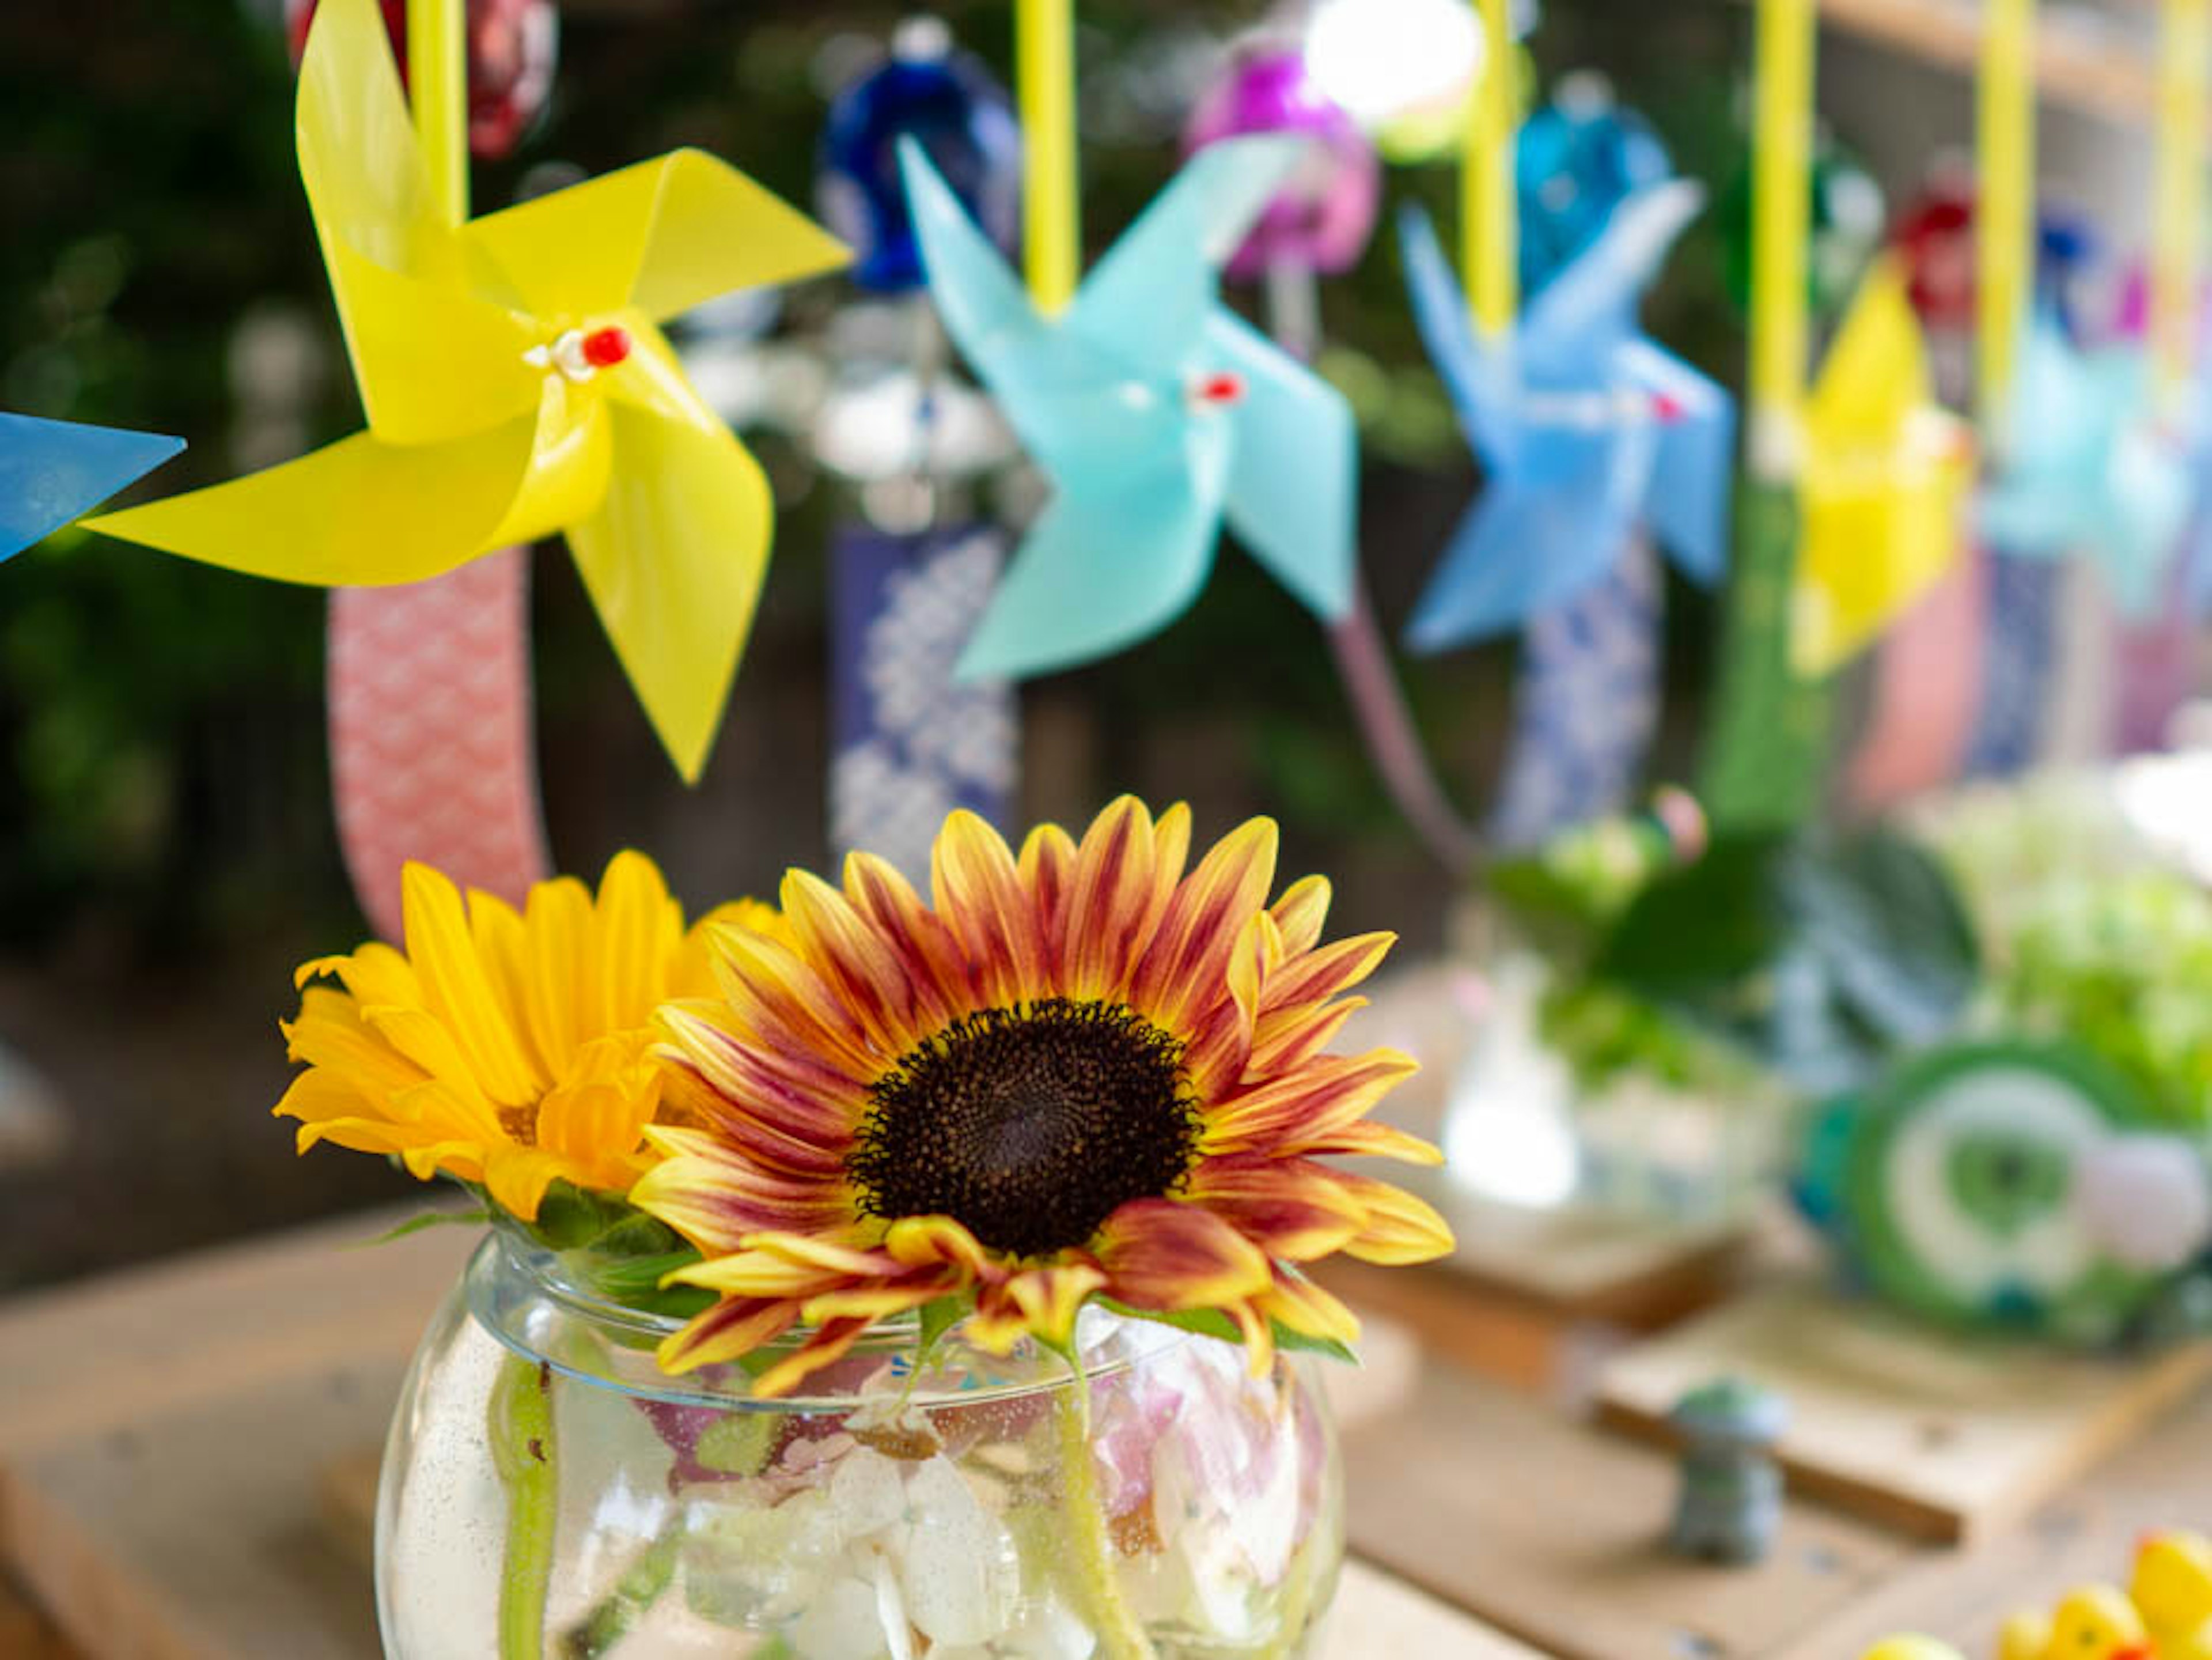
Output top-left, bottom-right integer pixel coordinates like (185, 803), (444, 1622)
(0, 1202), (475, 1464)
(1331, 1560), (1548, 1659)
(1774, 1378), (2212, 1658)
(1342, 1362), (1919, 1660)
(1594, 1281), (2212, 1544)
(6, 1357), (401, 1660)
(0, 1573), (85, 1659)
(1776, 0), (2210, 148)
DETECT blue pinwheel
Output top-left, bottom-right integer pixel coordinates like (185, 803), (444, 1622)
(1, 414), (182, 561)
(1397, 181), (1734, 654)
(1982, 310), (2191, 617)
(899, 134), (1357, 681)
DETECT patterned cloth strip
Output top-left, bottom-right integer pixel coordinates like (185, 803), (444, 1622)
(830, 524), (1018, 884)
(1844, 543), (1987, 815)
(1490, 535), (1662, 850)
(1961, 553), (2062, 777)
(328, 549), (552, 940)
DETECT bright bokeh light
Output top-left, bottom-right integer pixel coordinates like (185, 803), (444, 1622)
(1304, 0), (1483, 128)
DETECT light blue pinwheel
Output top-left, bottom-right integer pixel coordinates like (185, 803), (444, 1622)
(1981, 310), (2191, 617)
(899, 134), (1356, 680)
(1398, 181), (1734, 654)
(1, 414), (182, 561)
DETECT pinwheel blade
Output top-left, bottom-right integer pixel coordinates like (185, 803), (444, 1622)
(900, 139), (1130, 455)
(466, 149), (850, 326)
(1070, 134), (1304, 366)
(86, 418), (541, 584)
(573, 340), (776, 781)
(1622, 341), (1735, 583)
(956, 452), (1225, 682)
(1790, 261), (1968, 675)
(1404, 445), (1643, 653)
(297, 0), (540, 444)
(0, 415), (183, 561)
(1521, 181), (1703, 383)
(1397, 207), (1514, 463)
(1207, 310), (1357, 622)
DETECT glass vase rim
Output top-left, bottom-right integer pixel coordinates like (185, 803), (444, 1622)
(467, 1224), (1198, 1412)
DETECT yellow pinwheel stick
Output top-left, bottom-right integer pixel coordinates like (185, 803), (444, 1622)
(89, 0), (848, 781)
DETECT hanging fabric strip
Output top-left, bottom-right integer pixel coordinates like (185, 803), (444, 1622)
(2112, 560), (2196, 753)
(1841, 309), (1983, 815)
(328, 551), (552, 940)
(2039, 557), (2119, 766)
(830, 524), (1018, 884)
(1961, 553), (2061, 776)
(1490, 536), (1663, 849)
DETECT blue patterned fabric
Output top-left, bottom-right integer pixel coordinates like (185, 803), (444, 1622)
(829, 524), (1017, 881)
(1491, 536), (1663, 849)
(1962, 553), (2059, 777)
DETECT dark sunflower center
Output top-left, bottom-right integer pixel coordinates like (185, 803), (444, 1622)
(846, 998), (1199, 1259)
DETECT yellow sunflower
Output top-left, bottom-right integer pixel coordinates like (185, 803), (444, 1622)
(631, 797), (1453, 1397)
(279, 852), (777, 1220)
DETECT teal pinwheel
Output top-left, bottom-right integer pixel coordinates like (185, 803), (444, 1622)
(1982, 310), (2191, 616)
(1, 413), (181, 561)
(899, 134), (1357, 680)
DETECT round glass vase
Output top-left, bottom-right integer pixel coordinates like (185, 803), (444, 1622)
(376, 1228), (1346, 1659)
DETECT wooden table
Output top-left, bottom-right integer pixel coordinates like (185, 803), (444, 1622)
(0, 1205), (1533, 1659)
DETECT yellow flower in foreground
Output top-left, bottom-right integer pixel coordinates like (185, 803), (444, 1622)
(279, 852), (774, 1220)
(632, 797), (1455, 1397)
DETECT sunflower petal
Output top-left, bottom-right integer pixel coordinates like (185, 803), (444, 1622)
(1093, 1197), (1272, 1310)
(1181, 1155), (1368, 1261)
(483, 1141), (570, 1221)
(1259, 931), (1395, 1016)
(1062, 796), (1164, 1000)
(1000, 1261), (1107, 1346)
(1259, 1273), (1362, 1345)
(882, 1214), (996, 1275)
(594, 849), (681, 1034)
(1130, 815), (1278, 1033)
(1200, 1049), (1418, 1155)
(751, 1315), (877, 1398)
(1268, 875), (1332, 957)
(931, 810), (1049, 1007)
(657, 1295), (801, 1374)
(400, 863), (541, 1104)
(632, 1137), (862, 1254)
(841, 851), (971, 1031)
(1017, 822), (1078, 974)
(1278, 1120), (1444, 1166)
(517, 875), (596, 1076)
(1334, 1172), (1456, 1264)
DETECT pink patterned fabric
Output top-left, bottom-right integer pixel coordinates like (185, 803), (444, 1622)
(1844, 539), (1988, 815)
(327, 549), (551, 940)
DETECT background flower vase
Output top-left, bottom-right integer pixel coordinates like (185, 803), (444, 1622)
(378, 1227), (1346, 1659)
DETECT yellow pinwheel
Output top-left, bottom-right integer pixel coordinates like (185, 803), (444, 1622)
(89, 0), (847, 779)
(1790, 258), (1975, 676)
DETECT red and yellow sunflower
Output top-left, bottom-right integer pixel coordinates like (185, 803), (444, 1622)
(631, 797), (1453, 1397)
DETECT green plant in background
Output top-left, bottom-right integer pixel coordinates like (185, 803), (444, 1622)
(1983, 869), (2212, 1131)
(1495, 818), (1982, 1100)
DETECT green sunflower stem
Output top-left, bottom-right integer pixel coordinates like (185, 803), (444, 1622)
(490, 1352), (559, 1660)
(1052, 1344), (1157, 1660)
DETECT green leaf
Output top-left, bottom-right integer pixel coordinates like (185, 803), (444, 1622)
(915, 1295), (968, 1355)
(1593, 826), (1979, 1095)
(350, 1205), (492, 1248)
